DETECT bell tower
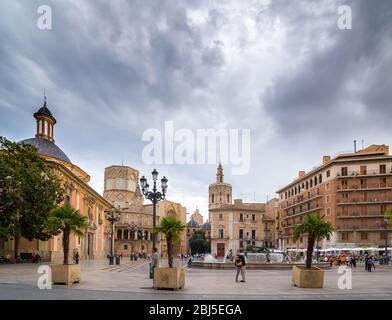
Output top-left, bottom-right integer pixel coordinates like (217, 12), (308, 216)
(208, 163), (232, 209)
(34, 96), (56, 142)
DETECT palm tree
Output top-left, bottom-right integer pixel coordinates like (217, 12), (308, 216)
(293, 213), (333, 269)
(152, 216), (186, 268)
(45, 205), (88, 265)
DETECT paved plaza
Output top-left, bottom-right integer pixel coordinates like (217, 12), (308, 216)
(0, 259), (391, 299)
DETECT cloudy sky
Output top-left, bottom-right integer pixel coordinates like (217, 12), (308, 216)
(1, 0), (391, 221)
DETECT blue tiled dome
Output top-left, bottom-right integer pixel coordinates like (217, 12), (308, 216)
(187, 218), (199, 228)
(19, 137), (71, 163)
(202, 222), (211, 230)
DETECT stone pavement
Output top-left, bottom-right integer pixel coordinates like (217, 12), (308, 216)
(0, 259), (392, 299)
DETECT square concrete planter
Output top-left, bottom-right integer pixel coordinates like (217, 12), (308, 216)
(51, 264), (81, 285)
(153, 267), (185, 290)
(292, 265), (324, 288)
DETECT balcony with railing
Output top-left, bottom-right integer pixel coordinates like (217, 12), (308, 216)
(337, 196), (392, 205)
(282, 203), (323, 219)
(337, 182), (392, 191)
(282, 222), (301, 230)
(337, 168), (392, 178)
(337, 211), (386, 218)
(337, 223), (385, 231)
(280, 192), (323, 210)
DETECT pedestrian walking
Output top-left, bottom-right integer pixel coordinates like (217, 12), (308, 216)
(234, 254), (243, 282)
(371, 255), (376, 271)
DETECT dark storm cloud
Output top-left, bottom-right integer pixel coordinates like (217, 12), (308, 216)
(262, 0), (392, 138)
(0, 0), (391, 217)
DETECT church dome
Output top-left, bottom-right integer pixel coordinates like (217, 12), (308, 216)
(19, 98), (71, 163)
(19, 137), (71, 163)
(202, 222), (211, 230)
(187, 218), (199, 228)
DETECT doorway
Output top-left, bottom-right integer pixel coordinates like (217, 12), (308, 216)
(217, 243), (225, 257)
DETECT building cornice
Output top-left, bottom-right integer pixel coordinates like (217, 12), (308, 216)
(276, 155), (392, 193)
(46, 159), (113, 209)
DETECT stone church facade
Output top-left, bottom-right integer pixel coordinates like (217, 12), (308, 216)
(103, 165), (187, 257)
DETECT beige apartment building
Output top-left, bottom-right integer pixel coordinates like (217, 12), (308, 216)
(103, 165), (187, 256)
(276, 144), (392, 250)
(209, 164), (275, 257)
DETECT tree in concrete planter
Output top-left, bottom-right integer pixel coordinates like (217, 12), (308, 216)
(152, 216), (185, 268)
(45, 205), (88, 265)
(0, 137), (64, 259)
(293, 213), (333, 269)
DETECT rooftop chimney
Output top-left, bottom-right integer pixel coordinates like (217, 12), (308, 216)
(298, 171), (305, 178)
(323, 156), (331, 164)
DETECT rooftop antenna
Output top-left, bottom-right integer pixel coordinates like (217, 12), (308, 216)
(362, 139), (364, 150)
(43, 89), (47, 105)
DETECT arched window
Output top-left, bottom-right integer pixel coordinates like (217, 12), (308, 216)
(123, 230), (128, 240)
(144, 231), (149, 240)
(314, 176), (318, 185)
(211, 194), (214, 203)
(117, 229), (122, 240)
(319, 174), (322, 183)
(227, 194), (230, 203)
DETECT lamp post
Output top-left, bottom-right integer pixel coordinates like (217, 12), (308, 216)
(377, 216), (390, 263)
(129, 223), (136, 260)
(104, 206), (120, 265)
(140, 169), (168, 252)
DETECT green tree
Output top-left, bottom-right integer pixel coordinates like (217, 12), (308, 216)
(189, 230), (210, 254)
(0, 137), (64, 258)
(152, 216), (186, 268)
(293, 213), (333, 268)
(44, 206), (88, 265)
(385, 209), (392, 224)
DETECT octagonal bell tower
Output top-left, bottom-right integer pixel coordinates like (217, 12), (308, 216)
(208, 163), (232, 209)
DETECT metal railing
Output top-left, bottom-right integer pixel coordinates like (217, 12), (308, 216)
(337, 197), (392, 204)
(337, 169), (392, 178)
(337, 183), (392, 190)
(337, 211), (386, 218)
(280, 193), (322, 209)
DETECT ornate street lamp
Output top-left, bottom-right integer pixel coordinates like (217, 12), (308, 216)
(129, 223), (136, 260)
(104, 206), (120, 265)
(140, 169), (168, 252)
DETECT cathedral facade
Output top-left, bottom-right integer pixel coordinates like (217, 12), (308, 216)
(103, 165), (187, 257)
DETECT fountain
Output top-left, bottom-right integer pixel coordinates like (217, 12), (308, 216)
(189, 245), (328, 270)
(203, 254), (217, 263)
